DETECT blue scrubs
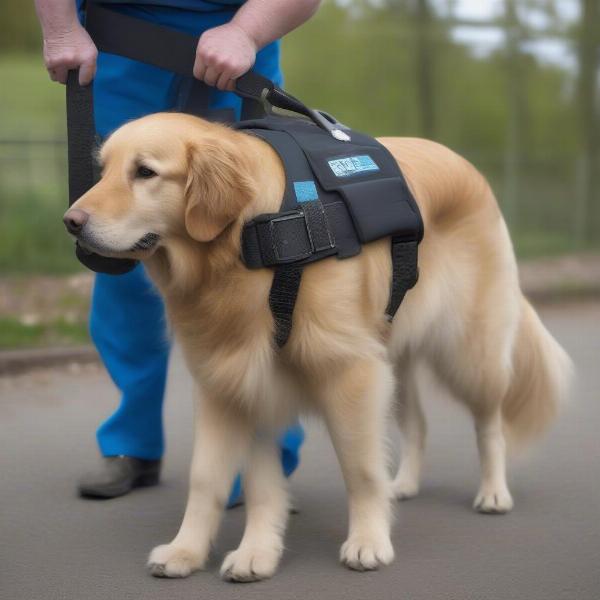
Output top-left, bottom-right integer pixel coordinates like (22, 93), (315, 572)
(85, 2), (304, 503)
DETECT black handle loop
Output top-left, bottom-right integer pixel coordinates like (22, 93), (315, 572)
(66, 71), (95, 206)
(66, 71), (138, 274)
(235, 72), (351, 141)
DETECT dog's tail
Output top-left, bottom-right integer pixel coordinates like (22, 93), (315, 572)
(502, 297), (573, 447)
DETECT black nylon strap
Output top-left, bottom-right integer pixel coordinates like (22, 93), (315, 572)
(66, 70), (95, 207)
(241, 202), (340, 269)
(235, 71), (274, 101)
(385, 239), (419, 319)
(270, 264), (303, 348)
(236, 74), (270, 119)
(87, 2), (197, 77)
(234, 72), (351, 139)
(86, 2), (258, 122)
(241, 98), (266, 121)
(66, 70), (137, 274)
(303, 200), (335, 252)
(182, 78), (211, 118)
(256, 127), (309, 348)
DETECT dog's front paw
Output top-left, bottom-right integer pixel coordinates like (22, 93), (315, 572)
(147, 543), (205, 578)
(473, 487), (514, 514)
(340, 533), (394, 571)
(220, 545), (282, 582)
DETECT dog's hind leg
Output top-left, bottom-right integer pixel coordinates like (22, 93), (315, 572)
(431, 357), (514, 513)
(392, 357), (426, 500)
(472, 406), (513, 513)
(322, 357), (395, 571)
(434, 355), (514, 513)
(148, 393), (253, 578)
(220, 432), (289, 582)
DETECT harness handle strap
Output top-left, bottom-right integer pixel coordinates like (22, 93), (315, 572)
(235, 72), (351, 141)
(84, 6), (323, 126)
(66, 70), (138, 274)
(235, 72), (305, 114)
(66, 70), (95, 207)
(86, 2), (260, 121)
(87, 2), (194, 77)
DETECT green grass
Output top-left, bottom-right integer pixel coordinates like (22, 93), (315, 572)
(0, 54), (76, 274)
(0, 190), (83, 274)
(0, 317), (89, 349)
(0, 53), (66, 137)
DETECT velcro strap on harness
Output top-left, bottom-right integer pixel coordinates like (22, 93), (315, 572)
(241, 202), (342, 268)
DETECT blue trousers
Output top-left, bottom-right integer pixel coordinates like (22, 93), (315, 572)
(88, 5), (304, 500)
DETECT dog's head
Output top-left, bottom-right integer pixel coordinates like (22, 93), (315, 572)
(64, 113), (256, 261)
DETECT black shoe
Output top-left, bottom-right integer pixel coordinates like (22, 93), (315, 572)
(78, 456), (161, 499)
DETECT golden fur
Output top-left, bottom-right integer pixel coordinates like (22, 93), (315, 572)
(67, 112), (572, 581)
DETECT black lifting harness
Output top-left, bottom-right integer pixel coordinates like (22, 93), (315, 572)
(67, 2), (424, 348)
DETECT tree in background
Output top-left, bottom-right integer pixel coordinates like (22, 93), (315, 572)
(576, 0), (600, 243)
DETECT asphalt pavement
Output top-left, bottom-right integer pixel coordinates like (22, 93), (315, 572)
(2, 303), (599, 600)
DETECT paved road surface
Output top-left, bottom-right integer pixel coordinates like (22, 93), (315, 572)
(2, 303), (599, 600)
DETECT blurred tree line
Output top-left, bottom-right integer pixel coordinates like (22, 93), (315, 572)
(1, 0), (599, 257)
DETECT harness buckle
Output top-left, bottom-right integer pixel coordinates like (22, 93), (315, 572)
(270, 210), (314, 262)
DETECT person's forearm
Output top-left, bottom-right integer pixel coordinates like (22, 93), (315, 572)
(232, 0), (322, 51)
(34, 0), (80, 37)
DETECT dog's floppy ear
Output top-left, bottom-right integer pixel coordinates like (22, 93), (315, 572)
(184, 136), (255, 242)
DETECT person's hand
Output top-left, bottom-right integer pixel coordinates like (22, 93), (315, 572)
(43, 21), (98, 85)
(193, 22), (257, 91)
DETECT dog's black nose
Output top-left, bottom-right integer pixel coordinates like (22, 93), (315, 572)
(63, 209), (89, 235)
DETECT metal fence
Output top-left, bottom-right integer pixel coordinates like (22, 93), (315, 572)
(0, 138), (67, 196)
(0, 138), (74, 274)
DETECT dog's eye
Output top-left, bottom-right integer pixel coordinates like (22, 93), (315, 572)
(135, 165), (157, 179)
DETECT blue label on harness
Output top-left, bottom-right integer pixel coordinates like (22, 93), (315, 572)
(294, 180), (319, 203)
(328, 155), (379, 177)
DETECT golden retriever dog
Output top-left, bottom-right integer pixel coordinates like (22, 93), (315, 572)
(64, 112), (572, 581)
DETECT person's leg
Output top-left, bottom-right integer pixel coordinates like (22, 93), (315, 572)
(83, 50), (182, 488)
(227, 423), (305, 507)
(279, 423), (305, 478)
(92, 265), (169, 460)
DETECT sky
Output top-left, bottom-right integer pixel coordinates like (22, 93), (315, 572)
(436, 0), (580, 69)
(339, 0), (582, 70)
